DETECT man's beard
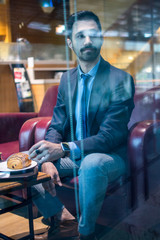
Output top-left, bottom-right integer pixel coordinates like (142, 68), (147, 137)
(74, 45), (101, 62)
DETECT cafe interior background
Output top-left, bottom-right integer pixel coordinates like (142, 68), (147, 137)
(0, 0), (160, 114)
(1, 0), (160, 238)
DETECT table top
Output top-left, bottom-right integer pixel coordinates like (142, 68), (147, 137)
(0, 172), (51, 194)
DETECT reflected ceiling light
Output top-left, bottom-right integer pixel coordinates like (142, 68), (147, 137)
(156, 66), (160, 72)
(28, 22), (51, 32)
(56, 25), (65, 34)
(145, 67), (152, 73)
(40, 0), (54, 14)
(144, 33), (152, 38)
(104, 30), (119, 37)
(128, 56), (133, 60)
(16, 38), (30, 45)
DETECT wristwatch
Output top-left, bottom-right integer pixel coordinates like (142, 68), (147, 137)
(61, 142), (70, 157)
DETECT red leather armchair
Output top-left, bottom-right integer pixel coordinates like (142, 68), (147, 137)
(0, 85), (58, 160)
(17, 85), (160, 227)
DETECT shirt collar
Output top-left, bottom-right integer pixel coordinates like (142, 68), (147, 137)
(78, 57), (101, 78)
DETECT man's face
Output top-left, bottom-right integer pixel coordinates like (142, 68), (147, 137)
(68, 20), (103, 62)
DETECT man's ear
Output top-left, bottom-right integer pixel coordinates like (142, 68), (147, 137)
(67, 38), (73, 50)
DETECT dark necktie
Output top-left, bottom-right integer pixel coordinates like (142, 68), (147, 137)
(81, 74), (90, 139)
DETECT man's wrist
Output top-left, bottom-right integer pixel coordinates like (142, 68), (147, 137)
(60, 142), (70, 158)
(60, 145), (65, 158)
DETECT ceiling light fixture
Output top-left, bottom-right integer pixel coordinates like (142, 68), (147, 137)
(40, 0), (54, 14)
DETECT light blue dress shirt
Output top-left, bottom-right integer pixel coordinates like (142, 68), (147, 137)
(68, 58), (101, 160)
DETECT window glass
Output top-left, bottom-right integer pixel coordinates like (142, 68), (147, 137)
(1, 1), (160, 238)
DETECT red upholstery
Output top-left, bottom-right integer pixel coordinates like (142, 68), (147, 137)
(0, 85), (59, 160)
(128, 85), (160, 128)
(34, 117), (52, 143)
(0, 113), (37, 144)
(19, 118), (44, 152)
(129, 120), (160, 170)
(128, 120), (160, 202)
(19, 117), (52, 151)
(0, 141), (19, 160)
(38, 85), (58, 117)
(0, 112), (37, 160)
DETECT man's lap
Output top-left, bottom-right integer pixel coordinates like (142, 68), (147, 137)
(54, 152), (126, 183)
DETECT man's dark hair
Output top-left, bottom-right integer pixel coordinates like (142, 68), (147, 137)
(67, 11), (102, 39)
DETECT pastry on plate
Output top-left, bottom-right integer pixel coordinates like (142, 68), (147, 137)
(7, 152), (31, 170)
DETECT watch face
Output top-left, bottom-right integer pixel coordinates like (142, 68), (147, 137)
(63, 143), (70, 151)
(61, 142), (70, 157)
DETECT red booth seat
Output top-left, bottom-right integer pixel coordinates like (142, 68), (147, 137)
(0, 112), (37, 159)
(0, 85), (58, 160)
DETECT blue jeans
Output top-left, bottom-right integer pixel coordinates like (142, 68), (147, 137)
(32, 153), (125, 236)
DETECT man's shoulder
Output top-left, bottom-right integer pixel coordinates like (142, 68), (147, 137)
(62, 67), (78, 78)
(59, 67), (78, 92)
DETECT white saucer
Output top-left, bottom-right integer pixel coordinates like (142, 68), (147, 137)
(0, 172), (10, 178)
(0, 160), (37, 173)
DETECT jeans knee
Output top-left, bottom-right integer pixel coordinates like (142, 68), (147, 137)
(78, 153), (106, 176)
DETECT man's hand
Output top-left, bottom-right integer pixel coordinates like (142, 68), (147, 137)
(41, 162), (62, 197)
(29, 140), (65, 164)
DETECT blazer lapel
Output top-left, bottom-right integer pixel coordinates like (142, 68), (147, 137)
(88, 58), (111, 130)
(68, 68), (78, 106)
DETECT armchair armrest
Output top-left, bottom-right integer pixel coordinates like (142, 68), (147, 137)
(35, 117), (52, 143)
(128, 120), (160, 201)
(19, 117), (51, 151)
(19, 117), (43, 151)
(128, 120), (160, 171)
(0, 112), (37, 143)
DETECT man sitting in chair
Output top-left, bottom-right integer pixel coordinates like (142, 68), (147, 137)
(29, 10), (135, 240)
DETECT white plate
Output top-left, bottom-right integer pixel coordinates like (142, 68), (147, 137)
(0, 172), (10, 178)
(0, 160), (37, 173)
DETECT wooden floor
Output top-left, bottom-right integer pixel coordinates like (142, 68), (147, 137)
(0, 211), (47, 239)
(0, 197), (80, 240)
(0, 196), (47, 240)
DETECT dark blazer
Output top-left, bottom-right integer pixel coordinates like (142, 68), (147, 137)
(45, 57), (135, 161)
